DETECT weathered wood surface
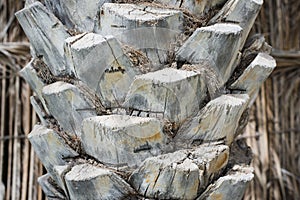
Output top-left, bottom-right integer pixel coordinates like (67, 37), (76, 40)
(28, 125), (78, 178)
(42, 81), (97, 136)
(197, 165), (254, 200)
(154, 0), (227, 17)
(209, 0), (263, 48)
(65, 33), (137, 107)
(65, 163), (135, 200)
(100, 3), (184, 69)
(37, 174), (66, 200)
(30, 96), (48, 126)
(20, 59), (49, 114)
(81, 115), (166, 167)
(37, 0), (74, 28)
(124, 68), (207, 123)
(53, 165), (72, 198)
(229, 53), (276, 105)
(181, 64), (223, 99)
(16, 2), (71, 76)
(176, 94), (249, 145)
(176, 23), (242, 85)
(129, 143), (229, 199)
(59, 0), (106, 31)
(15, 0), (276, 199)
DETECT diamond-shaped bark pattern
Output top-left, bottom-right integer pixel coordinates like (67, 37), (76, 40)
(15, 0), (272, 198)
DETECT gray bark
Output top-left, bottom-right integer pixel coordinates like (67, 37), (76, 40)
(16, 0), (275, 199)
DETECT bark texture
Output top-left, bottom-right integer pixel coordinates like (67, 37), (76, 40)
(16, 0), (276, 199)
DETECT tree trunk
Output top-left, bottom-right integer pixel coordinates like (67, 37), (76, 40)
(16, 0), (276, 199)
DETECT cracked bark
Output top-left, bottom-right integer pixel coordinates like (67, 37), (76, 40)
(17, 0), (275, 199)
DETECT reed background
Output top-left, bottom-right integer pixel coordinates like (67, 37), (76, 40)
(0, 0), (299, 199)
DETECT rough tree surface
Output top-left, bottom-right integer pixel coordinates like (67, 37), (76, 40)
(17, 0), (276, 199)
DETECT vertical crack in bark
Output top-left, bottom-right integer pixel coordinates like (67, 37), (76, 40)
(183, 168), (191, 199)
(103, 36), (122, 68)
(163, 89), (168, 119)
(179, 0), (184, 8)
(115, 146), (120, 167)
(168, 164), (177, 192)
(152, 167), (162, 190)
(143, 184), (150, 197)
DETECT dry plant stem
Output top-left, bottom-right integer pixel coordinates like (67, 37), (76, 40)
(243, 0), (300, 198)
(21, 83), (31, 200)
(0, 0), (41, 199)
